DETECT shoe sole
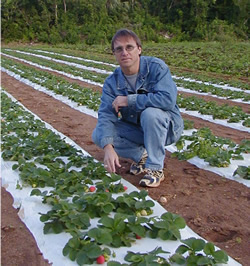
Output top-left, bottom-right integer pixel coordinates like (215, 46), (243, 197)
(139, 176), (165, 188)
(130, 169), (146, 176)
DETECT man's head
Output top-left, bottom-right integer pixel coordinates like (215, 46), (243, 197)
(111, 29), (142, 75)
(111, 29), (142, 52)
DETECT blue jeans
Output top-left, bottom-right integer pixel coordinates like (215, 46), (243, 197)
(92, 107), (182, 170)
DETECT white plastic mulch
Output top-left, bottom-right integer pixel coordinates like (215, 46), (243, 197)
(1, 91), (241, 266)
(1, 67), (250, 188)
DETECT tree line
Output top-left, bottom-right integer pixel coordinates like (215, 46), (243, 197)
(1, 0), (249, 44)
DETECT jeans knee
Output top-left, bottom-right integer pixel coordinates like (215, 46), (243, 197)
(141, 107), (169, 127)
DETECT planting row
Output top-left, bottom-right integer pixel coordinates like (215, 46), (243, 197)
(1, 91), (231, 265)
(3, 48), (249, 93)
(3, 43), (249, 87)
(2, 62), (250, 182)
(2, 56), (249, 130)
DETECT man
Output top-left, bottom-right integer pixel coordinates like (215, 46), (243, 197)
(92, 28), (183, 188)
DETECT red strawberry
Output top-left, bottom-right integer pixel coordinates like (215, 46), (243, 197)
(89, 186), (96, 192)
(96, 255), (105, 264)
(135, 234), (142, 239)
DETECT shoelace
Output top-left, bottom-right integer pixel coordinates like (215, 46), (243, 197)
(146, 169), (163, 178)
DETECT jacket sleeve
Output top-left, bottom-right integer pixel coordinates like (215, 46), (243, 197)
(94, 80), (118, 148)
(127, 62), (177, 112)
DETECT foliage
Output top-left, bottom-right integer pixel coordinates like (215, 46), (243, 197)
(173, 127), (248, 167)
(1, 0), (249, 44)
(2, 90), (231, 265)
(233, 166), (250, 180)
(170, 237), (229, 265)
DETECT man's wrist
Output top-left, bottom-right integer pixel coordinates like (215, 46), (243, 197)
(104, 144), (114, 151)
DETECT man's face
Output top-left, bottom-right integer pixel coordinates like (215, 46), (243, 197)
(113, 36), (141, 75)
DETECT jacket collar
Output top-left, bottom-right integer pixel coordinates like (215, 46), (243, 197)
(116, 56), (149, 90)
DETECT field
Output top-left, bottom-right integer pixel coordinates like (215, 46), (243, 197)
(1, 42), (250, 266)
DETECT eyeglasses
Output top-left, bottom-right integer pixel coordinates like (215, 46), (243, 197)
(113, 45), (136, 54)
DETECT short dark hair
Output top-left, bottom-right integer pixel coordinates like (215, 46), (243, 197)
(111, 28), (142, 51)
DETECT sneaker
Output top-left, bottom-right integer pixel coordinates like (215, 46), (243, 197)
(130, 150), (148, 175)
(139, 169), (165, 188)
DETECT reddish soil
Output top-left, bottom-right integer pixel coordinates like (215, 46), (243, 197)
(1, 69), (250, 266)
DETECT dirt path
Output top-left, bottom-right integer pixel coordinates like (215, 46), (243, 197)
(1, 72), (250, 266)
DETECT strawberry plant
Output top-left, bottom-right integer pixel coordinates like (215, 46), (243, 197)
(123, 247), (170, 265)
(233, 166), (250, 180)
(39, 200), (91, 234)
(147, 212), (186, 241)
(169, 237), (229, 265)
(173, 127), (248, 167)
(176, 79), (250, 102)
(2, 52), (108, 85)
(72, 192), (116, 218)
(178, 95), (249, 125)
(63, 235), (111, 265)
(114, 190), (155, 216)
(88, 213), (139, 247)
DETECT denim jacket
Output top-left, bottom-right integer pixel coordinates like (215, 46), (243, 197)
(95, 56), (183, 148)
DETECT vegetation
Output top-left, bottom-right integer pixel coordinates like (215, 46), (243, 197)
(1, 0), (249, 44)
(2, 54), (249, 170)
(1, 91), (230, 264)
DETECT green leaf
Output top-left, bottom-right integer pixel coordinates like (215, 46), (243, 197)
(88, 228), (112, 244)
(69, 249), (77, 261)
(158, 229), (173, 240)
(52, 221), (64, 234)
(192, 239), (206, 252)
(170, 253), (186, 264)
(129, 224), (145, 237)
(125, 253), (143, 263)
(203, 242), (215, 255)
(107, 261), (125, 266)
(12, 163), (19, 170)
(99, 216), (114, 228)
(40, 214), (50, 222)
(112, 235), (123, 247)
(43, 223), (52, 234)
(76, 251), (89, 265)
(175, 244), (190, 254)
(213, 250), (229, 263)
(62, 244), (71, 256)
(171, 227), (181, 240)
(102, 203), (114, 213)
(85, 245), (102, 259)
(196, 256), (212, 265)
(174, 216), (186, 229)
(30, 188), (42, 196)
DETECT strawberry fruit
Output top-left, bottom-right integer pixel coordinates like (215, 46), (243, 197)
(96, 255), (105, 264)
(89, 186), (96, 192)
(135, 234), (142, 239)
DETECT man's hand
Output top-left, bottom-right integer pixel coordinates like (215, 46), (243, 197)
(112, 96), (128, 112)
(103, 144), (121, 173)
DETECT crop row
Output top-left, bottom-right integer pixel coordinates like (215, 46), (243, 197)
(2, 48), (249, 93)
(3, 44), (249, 89)
(2, 55), (249, 129)
(2, 58), (250, 178)
(175, 79), (249, 102)
(1, 91), (230, 265)
(2, 51), (107, 85)
(143, 42), (250, 77)
(6, 41), (248, 78)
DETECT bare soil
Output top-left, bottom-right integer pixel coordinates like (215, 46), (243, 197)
(1, 70), (250, 266)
